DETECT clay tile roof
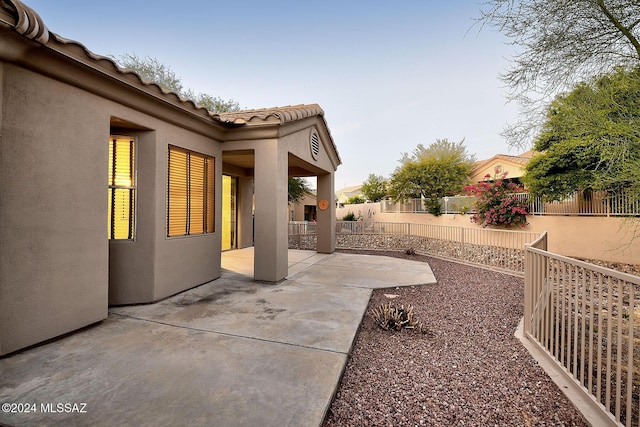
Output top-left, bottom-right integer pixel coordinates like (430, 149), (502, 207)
(1, 1), (340, 165)
(2, 0), (49, 43)
(474, 150), (536, 168)
(214, 104), (325, 125)
(0, 0), (233, 123)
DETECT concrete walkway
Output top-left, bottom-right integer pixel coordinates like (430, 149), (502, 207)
(0, 249), (436, 427)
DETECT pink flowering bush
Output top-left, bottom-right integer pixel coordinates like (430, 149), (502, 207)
(464, 173), (529, 228)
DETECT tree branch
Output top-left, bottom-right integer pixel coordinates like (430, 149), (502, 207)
(596, 0), (640, 61)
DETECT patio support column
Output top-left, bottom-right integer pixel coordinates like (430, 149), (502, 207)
(316, 172), (335, 254)
(237, 175), (254, 249)
(253, 141), (288, 282)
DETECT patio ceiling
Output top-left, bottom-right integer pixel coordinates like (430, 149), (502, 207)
(222, 151), (326, 178)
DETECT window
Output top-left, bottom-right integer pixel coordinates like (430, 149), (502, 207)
(108, 136), (136, 240)
(167, 145), (214, 237)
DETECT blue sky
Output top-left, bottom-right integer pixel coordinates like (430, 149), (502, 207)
(26, 0), (521, 189)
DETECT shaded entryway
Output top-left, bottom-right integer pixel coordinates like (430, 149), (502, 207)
(218, 105), (341, 282)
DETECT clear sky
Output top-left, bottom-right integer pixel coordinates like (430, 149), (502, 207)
(26, 0), (522, 190)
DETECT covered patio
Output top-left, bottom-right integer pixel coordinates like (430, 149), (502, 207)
(219, 105), (341, 283)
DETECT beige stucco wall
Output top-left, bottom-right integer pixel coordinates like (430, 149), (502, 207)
(471, 158), (526, 182)
(237, 176), (254, 249)
(0, 64), (108, 355)
(108, 117), (222, 305)
(290, 193), (317, 221)
(0, 60), (223, 354)
(336, 202), (640, 265)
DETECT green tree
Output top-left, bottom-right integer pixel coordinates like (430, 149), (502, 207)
(361, 174), (388, 202)
(114, 53), (240, 113)
(523, 67), (640, 202)
(346, 195), (366, 205)
(388, 139), (475, 215)
(478, 0), (640, 147)
(186, 92), (241, 114)
(288, 178), (312, 204)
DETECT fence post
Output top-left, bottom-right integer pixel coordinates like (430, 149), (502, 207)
(461, 227), (465, 259)
(524, 245), (532, 336)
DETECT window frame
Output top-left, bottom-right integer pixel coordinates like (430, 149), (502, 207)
(166, 145), (215, 238)
(108, 135), (137, 241)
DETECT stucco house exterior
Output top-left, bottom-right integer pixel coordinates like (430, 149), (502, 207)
(290, 191), (318, 222)
(470, 150), (535, 183)
(0, 0), (341, 356)
(335, 184), (363, 208)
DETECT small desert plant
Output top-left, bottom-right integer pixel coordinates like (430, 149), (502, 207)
(405, 248), (416, 256)
(370, 302), (425, 333)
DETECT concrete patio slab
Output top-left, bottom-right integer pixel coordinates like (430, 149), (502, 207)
(290, 252), (437, 289)
(110, 274), (372, 353)
(0, 316), (346, 427)
(0, 249), (436, 427)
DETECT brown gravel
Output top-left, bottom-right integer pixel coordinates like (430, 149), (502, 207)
(323, 250), (589, 427)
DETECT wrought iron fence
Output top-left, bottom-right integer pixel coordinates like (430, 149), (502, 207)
(380, 190), (640, 216)
(525, 234), (640, 426)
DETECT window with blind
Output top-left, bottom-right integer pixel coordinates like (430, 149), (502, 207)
(108, 136), (136, 240)
(167, 145), (214, 237)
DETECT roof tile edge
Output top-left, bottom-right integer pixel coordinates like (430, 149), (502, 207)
(2, 0), (49, 43)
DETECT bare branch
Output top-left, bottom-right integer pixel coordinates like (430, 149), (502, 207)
(478, 0), (640, 147)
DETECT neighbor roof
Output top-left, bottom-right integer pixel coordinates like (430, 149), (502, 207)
(336, 185), (363, 195)
(472, 150), (536, 174)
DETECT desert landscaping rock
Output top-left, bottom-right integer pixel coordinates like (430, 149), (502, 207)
(290, 234), (526, 273)
(323, 250), (589, 427)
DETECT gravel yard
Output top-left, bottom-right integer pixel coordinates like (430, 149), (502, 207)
(323, 250), (589, 427)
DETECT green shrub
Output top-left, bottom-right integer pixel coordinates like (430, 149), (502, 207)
(424, 198), (442, 216)
(464, 173), (528, 228)
(342, 211), (356, 221)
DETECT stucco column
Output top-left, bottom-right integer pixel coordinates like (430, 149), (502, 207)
(253, 142), (289, 282)
(237, 175), (254, 249)
(316, 172), (335, 254)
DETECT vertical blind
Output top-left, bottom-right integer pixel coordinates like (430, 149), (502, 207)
(167, 145), (214, 237)
(108, 136), (135, 240)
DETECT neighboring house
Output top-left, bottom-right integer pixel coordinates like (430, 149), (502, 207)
(290, 191), (318, 222)
(335, 185), (363, 208)
(470, 150), (535, 184)
(0, 0), (341, 356)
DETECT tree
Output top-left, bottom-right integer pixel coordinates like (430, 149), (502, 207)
(113, 53), (240, 113)
(388, 139), (475, 215)
(186, 92), (241, 114)
(523, 67), (640, 201)
(288, 178), (312, 204)
(361, 174), (388, 202)
(478, 0), (640, 147)
(346, 195), (366, 205)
